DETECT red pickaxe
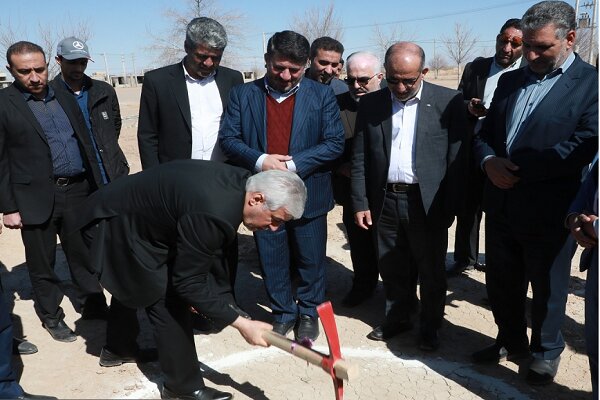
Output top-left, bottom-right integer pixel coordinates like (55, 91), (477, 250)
(262, 301), (358, 400)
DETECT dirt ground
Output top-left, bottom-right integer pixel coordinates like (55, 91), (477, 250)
(0, 82), (593, 399)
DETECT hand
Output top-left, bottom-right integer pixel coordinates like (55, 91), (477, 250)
(3, 212), (22, 229)
(262, 154), (292, 171)
(569, 213), (598, 248)
(468, 98), (487, 117)
(354, 210), (372, 230)
(231, 316), (273, 347)
(483, 157), (520, 189)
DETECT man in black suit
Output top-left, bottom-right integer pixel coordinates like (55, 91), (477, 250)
(305, 36), (348, 95)
(78, 160), (306, 400)
(447, 18), (524, 276)
(334, 51), (383, 307)
(472, 1), (598, 385)
(351, 42), (467, 350)
(0, 41), (107, 343)
(137, 17), (243, 168)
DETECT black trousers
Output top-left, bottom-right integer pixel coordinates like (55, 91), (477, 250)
(341, 204), (379, 292)
(376, 189), (447, 334)
(453, 162), (484, 265)
(106, 295), (204, 393)
(485, 213), (568, 353)
(20, 179), (105, 325)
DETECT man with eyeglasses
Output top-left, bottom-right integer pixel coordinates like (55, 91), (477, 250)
(332, 52), (383, 308)
(351, 42), (467, 350)
(305, 36), (348, 95)
(472, 1), (597, 385)
(447, 18), (525, 277)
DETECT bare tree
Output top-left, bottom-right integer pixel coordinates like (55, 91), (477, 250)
(429, 53), (448, 79)
(290, 2), (344, 45)
(0, 16), (92, 79)
(147, 0), (247, 68)
(442, 22), (477, 84)
(370, 23), (415, 64)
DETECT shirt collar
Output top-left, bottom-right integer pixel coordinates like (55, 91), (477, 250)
(525, 51), (576, 81)
(182, 59), (216, 83)
(263, 76), (301, 97)
(21, 85), (54, 102)
(390, 81), (423, 105)
(493, 55), (522, 70)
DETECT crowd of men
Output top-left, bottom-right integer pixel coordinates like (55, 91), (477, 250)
(0, 1), (596, 399)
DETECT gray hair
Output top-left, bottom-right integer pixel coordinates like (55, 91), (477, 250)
(521, 1), (576, 40)
(185, 17), (228, 50)
(346, 51), (381, 73)
(246, 170), (307, 219)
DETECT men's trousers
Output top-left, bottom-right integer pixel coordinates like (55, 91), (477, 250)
(254, 214), (327, 323)
(341, 204), (378, 292)
(485, 213), (569, 353)
(376, 189), (447, 334)
(106, 295), (204, 394)
(20, 179), (105, 325)
(0, 281), (24, 398)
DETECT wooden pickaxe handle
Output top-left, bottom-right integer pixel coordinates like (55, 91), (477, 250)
(262, 330), (359, 381)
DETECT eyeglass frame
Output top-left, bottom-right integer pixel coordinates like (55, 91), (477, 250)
(497, 34), (523, 48)
(344, 73), (378, 87)
(385, 73), (422, 88)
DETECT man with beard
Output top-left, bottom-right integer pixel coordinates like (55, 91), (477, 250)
(305, 36), (348, 95)
(472, 1), (598, 386)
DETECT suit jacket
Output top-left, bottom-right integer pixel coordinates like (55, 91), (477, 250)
(137, 63), (244, 169)
(474, 54), (598, 234)
(77, 160), (249, 328)
(332, 91), (358, 205)
(50, 74), (130, 182)
(0, 84), (102, 225)
(351, 83), (468, 226)
(568, 160), (598, 271)
(219, 78), (345, 218)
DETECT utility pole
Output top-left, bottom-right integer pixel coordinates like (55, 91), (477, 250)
(101, 53), (110, 85)
(131, 54), (137, 87)
(588, 0), (597, 63)
(262, 32), (267, 54)
(121, 54), (127, 87)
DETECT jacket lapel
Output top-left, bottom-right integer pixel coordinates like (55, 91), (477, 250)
(289, 82), (310, 152)
(171, 63), (192, 132)
(214, 67), (228, 111)
(7, 85), (47, 144)
(249, 80), (266, 151)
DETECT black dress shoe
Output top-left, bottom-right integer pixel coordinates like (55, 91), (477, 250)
(272, 319), (296, 336)
(341, 287), (375, 308)
(13, 338), (38, 355)
(18, 392), (57, 399)
(99, 347), (159, 367)
(474, 262), (486, 272)
(445, 261), (473, 277)
(419, 331), (439, 352)
(367, 321), (413, 341)
(161, 385), (232, 400)
(472, 343), (530, 364)
(42, 320), (76, 342)
(295, 315), (319, 341)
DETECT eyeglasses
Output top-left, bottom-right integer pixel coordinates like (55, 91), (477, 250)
(497, 34), (523, 48)
(344, 74), (377, 86)
(385, 75), (421, 87)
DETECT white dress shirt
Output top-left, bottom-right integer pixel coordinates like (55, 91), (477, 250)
(183, 63), (224, 161)
(387, 84), (423, 184)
